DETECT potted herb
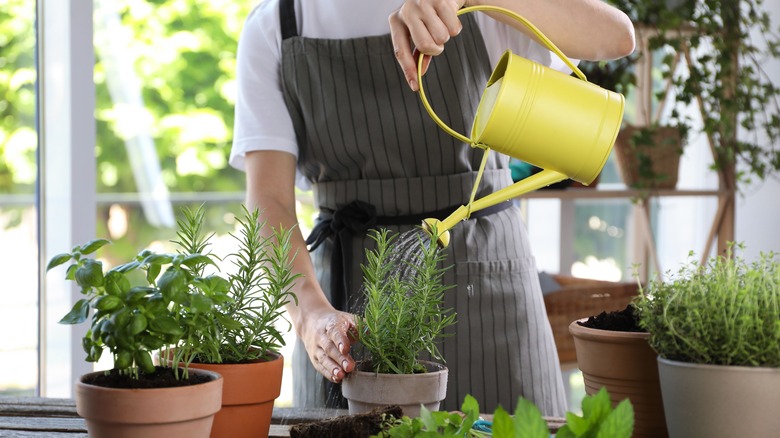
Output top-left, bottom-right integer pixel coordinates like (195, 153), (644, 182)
(568, 304), (668, 437)
(341, 227), (456, 418)
(633, 244), (780, 437)
(162, 205), (299, 438)
(609, 0), (780, 190)
(48, 219), (227, 437)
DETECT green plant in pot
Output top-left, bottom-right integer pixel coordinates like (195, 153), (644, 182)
(609, 0), (780, 190)
(49, 204), (299, 438)
(48, 219), (228, 437)
(633, 243), (780, 437)
(163, 205), (300, 438)
(341, 227), (456, 417)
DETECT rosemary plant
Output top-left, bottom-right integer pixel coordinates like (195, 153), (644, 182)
(174, 205), (300, 364)
(634, 244), (780, 367)
(356, 228), (456, 375)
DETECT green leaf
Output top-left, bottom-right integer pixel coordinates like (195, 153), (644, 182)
(158, 268), (186, 299)
(80, 239), (110, 255)
(95, 295), (123, 312)
(492, 406), (515, 438)
(126, 287), (155, 303)
(46, 253), (72, 271)
(216, 314), (243, 331)
(514, 397), (550, 438)
(595, 399), (634, 438)
(135, 350), (156, 374)
(59, 299), (90, 324)
(149, 316), (185, 337)
(181, 254), (217, 269)
(127, 314), (148, 336)
(146, 263), (161, 283)
(115, 350), (132, 369)
(65, 264), (78, 280)
(189, 293), (214, 313)
(565, 411), (590, 436)
(142, 253), (174, 266)
(75, 259), (104, 288)
(582, 387), (612, 427)
(140, 334), (165, 351)
(198, 274), (230, 295)
(554, 425), (576, 438)
(112, 260), (140, 274)
(418, 405), (436, 431)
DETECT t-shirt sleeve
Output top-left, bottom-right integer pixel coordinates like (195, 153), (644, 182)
(229, 2), (299, 172)
(475, 13), (580, 75)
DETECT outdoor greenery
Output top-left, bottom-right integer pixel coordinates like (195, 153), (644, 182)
(355, 228), (455, 375)
(48, 204), (299, 380)
(373, 388), (634, 438)
(634, 243), (780, 367)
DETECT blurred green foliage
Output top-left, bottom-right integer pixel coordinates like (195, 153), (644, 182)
(1, 0), (317, 263)
(0, 0), (36, 194)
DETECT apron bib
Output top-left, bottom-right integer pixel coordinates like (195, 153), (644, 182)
(278, 0), (566, 415)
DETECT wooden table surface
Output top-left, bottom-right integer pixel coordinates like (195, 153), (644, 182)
(0, 396), (566, 437)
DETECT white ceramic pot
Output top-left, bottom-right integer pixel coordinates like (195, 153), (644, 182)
(341, 361), (447, 418)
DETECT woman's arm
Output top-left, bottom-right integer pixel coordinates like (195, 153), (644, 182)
(389, 0), (636, 91)
(245, 150), (356, 383)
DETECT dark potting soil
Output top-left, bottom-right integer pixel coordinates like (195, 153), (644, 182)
(289, 405), (403, 438)
(83, 366), (213, 389)
(577, 304), (645, 332)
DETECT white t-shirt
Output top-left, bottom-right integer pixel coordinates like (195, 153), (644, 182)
(229, 0), (576, 186)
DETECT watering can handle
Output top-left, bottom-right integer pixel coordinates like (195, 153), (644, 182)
(417, 5), (587, 145)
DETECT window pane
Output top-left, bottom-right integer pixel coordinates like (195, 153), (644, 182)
(0, 0), (38, 396)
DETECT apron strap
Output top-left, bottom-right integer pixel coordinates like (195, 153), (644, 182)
(280, 0), (298, 40)
(305, 200), (515, 312)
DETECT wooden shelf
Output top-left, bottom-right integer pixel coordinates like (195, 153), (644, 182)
(519, 188), (727, 200)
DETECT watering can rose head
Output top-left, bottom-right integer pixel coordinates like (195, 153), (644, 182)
(418, 6), (625, 247)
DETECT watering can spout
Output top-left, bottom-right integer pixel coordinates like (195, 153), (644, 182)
(423, 169), (569, 248)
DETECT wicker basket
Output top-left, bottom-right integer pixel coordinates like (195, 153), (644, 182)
(614, 125), (682, 190)
(543, 275), (639, 363)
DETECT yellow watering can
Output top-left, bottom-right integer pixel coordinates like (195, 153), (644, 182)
(419, 5), (625, 247)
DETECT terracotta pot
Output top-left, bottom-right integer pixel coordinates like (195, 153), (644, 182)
(189, 352), (284, 438)
(341, 361), (448, 418)
(658, 357), (780, 438)
(569, 319), (667, 438)
(75, 368), (223, 438)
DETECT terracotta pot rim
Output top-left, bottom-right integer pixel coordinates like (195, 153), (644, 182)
(77, 368), (222, 392)
(191, 350), (283, 367)
(658, 356), (780, 373)
(569, 318), (650, 341)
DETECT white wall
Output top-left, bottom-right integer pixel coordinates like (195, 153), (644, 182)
(735, 0), (780, 260)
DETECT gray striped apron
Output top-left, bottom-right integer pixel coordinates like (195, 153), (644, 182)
(279, 0), (566, 415)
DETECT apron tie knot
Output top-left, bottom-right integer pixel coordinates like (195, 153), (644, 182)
(306, 200), (377, 252)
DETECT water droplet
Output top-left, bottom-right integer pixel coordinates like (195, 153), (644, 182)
(466, 284), (474, 298)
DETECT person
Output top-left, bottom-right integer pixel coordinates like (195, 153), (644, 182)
(229, 0), (634, 415)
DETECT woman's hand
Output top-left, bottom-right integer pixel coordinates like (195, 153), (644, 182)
(389, 0), (635, 92)
(299, 307), (358, 383)
(389, 0), (466, 92)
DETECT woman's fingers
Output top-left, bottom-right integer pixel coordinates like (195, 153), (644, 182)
(305, 311), (356, 383)
(390, 0), (464, 91)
